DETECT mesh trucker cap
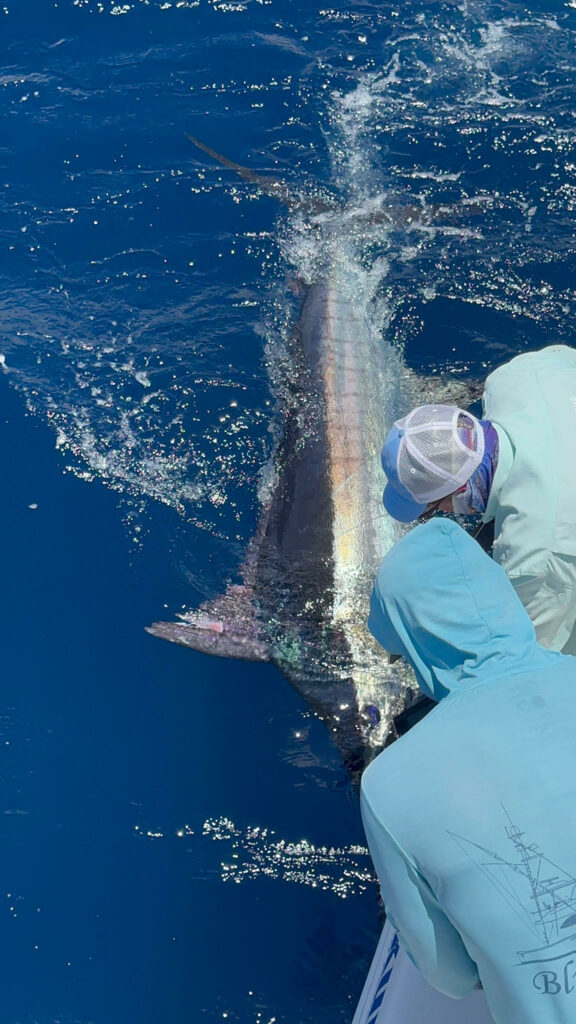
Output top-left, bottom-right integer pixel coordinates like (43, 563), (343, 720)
(381, 405), (485, 523)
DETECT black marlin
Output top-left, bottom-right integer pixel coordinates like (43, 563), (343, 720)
(147, 140), (477, 774)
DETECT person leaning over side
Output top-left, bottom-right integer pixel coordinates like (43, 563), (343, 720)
(361, 516), (576, 1024)
(380, 344), (576, 654)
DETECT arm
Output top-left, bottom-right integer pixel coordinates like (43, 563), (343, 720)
(510, 563), (576, 653)
(361, 791), (479, 998)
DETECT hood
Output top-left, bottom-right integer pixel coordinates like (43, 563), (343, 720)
(368, 518), (560, 701)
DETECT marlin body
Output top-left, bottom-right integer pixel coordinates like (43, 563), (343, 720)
(150, 270), (419, 771)
(148, 143), (471, 772)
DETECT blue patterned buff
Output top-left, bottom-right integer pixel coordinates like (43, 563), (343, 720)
(452, 421), (499, 516)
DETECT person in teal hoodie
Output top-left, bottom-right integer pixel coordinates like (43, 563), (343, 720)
(362, 517), (576, 1024)
(379, 345), (576, 654)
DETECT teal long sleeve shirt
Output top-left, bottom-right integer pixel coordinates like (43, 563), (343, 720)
(363, 519), (576, 1023)
(482, 344), (576, 652)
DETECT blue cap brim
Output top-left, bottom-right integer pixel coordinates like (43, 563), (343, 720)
(383, 484), (427, 523)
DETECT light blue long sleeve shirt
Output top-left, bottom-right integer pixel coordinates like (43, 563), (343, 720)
(363, 518), (576, 1024)
(482, 344), (576, 652)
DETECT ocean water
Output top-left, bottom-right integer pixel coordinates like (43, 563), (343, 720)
(2, 0), (576, 1022)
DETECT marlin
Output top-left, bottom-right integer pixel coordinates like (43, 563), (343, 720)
(147, 139), (476, 774)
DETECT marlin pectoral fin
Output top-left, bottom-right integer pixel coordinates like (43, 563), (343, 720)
(146, 618), (270, 661)
(146, 584), (271, 662)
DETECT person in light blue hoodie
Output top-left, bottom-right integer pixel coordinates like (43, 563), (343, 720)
(362, 517), (576, 1024)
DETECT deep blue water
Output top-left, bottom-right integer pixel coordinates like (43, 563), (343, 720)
(2, 0), (576, 1021)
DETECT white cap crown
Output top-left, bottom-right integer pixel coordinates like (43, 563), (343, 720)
(395, 405), (484, 503)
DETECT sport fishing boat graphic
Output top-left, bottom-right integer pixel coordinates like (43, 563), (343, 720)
(449, 809), (576, 967)
(352, 809), (576, 1024)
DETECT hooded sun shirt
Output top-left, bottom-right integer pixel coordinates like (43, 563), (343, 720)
(362, 518), (576, 1024)
(479, 344), (576, 653)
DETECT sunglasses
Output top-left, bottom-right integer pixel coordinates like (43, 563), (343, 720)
(418, 499), (444, 523)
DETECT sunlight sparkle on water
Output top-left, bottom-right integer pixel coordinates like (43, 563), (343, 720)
(134, 816), (374, 899)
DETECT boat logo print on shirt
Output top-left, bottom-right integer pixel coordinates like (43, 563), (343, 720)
(448, 806), (576, 997)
